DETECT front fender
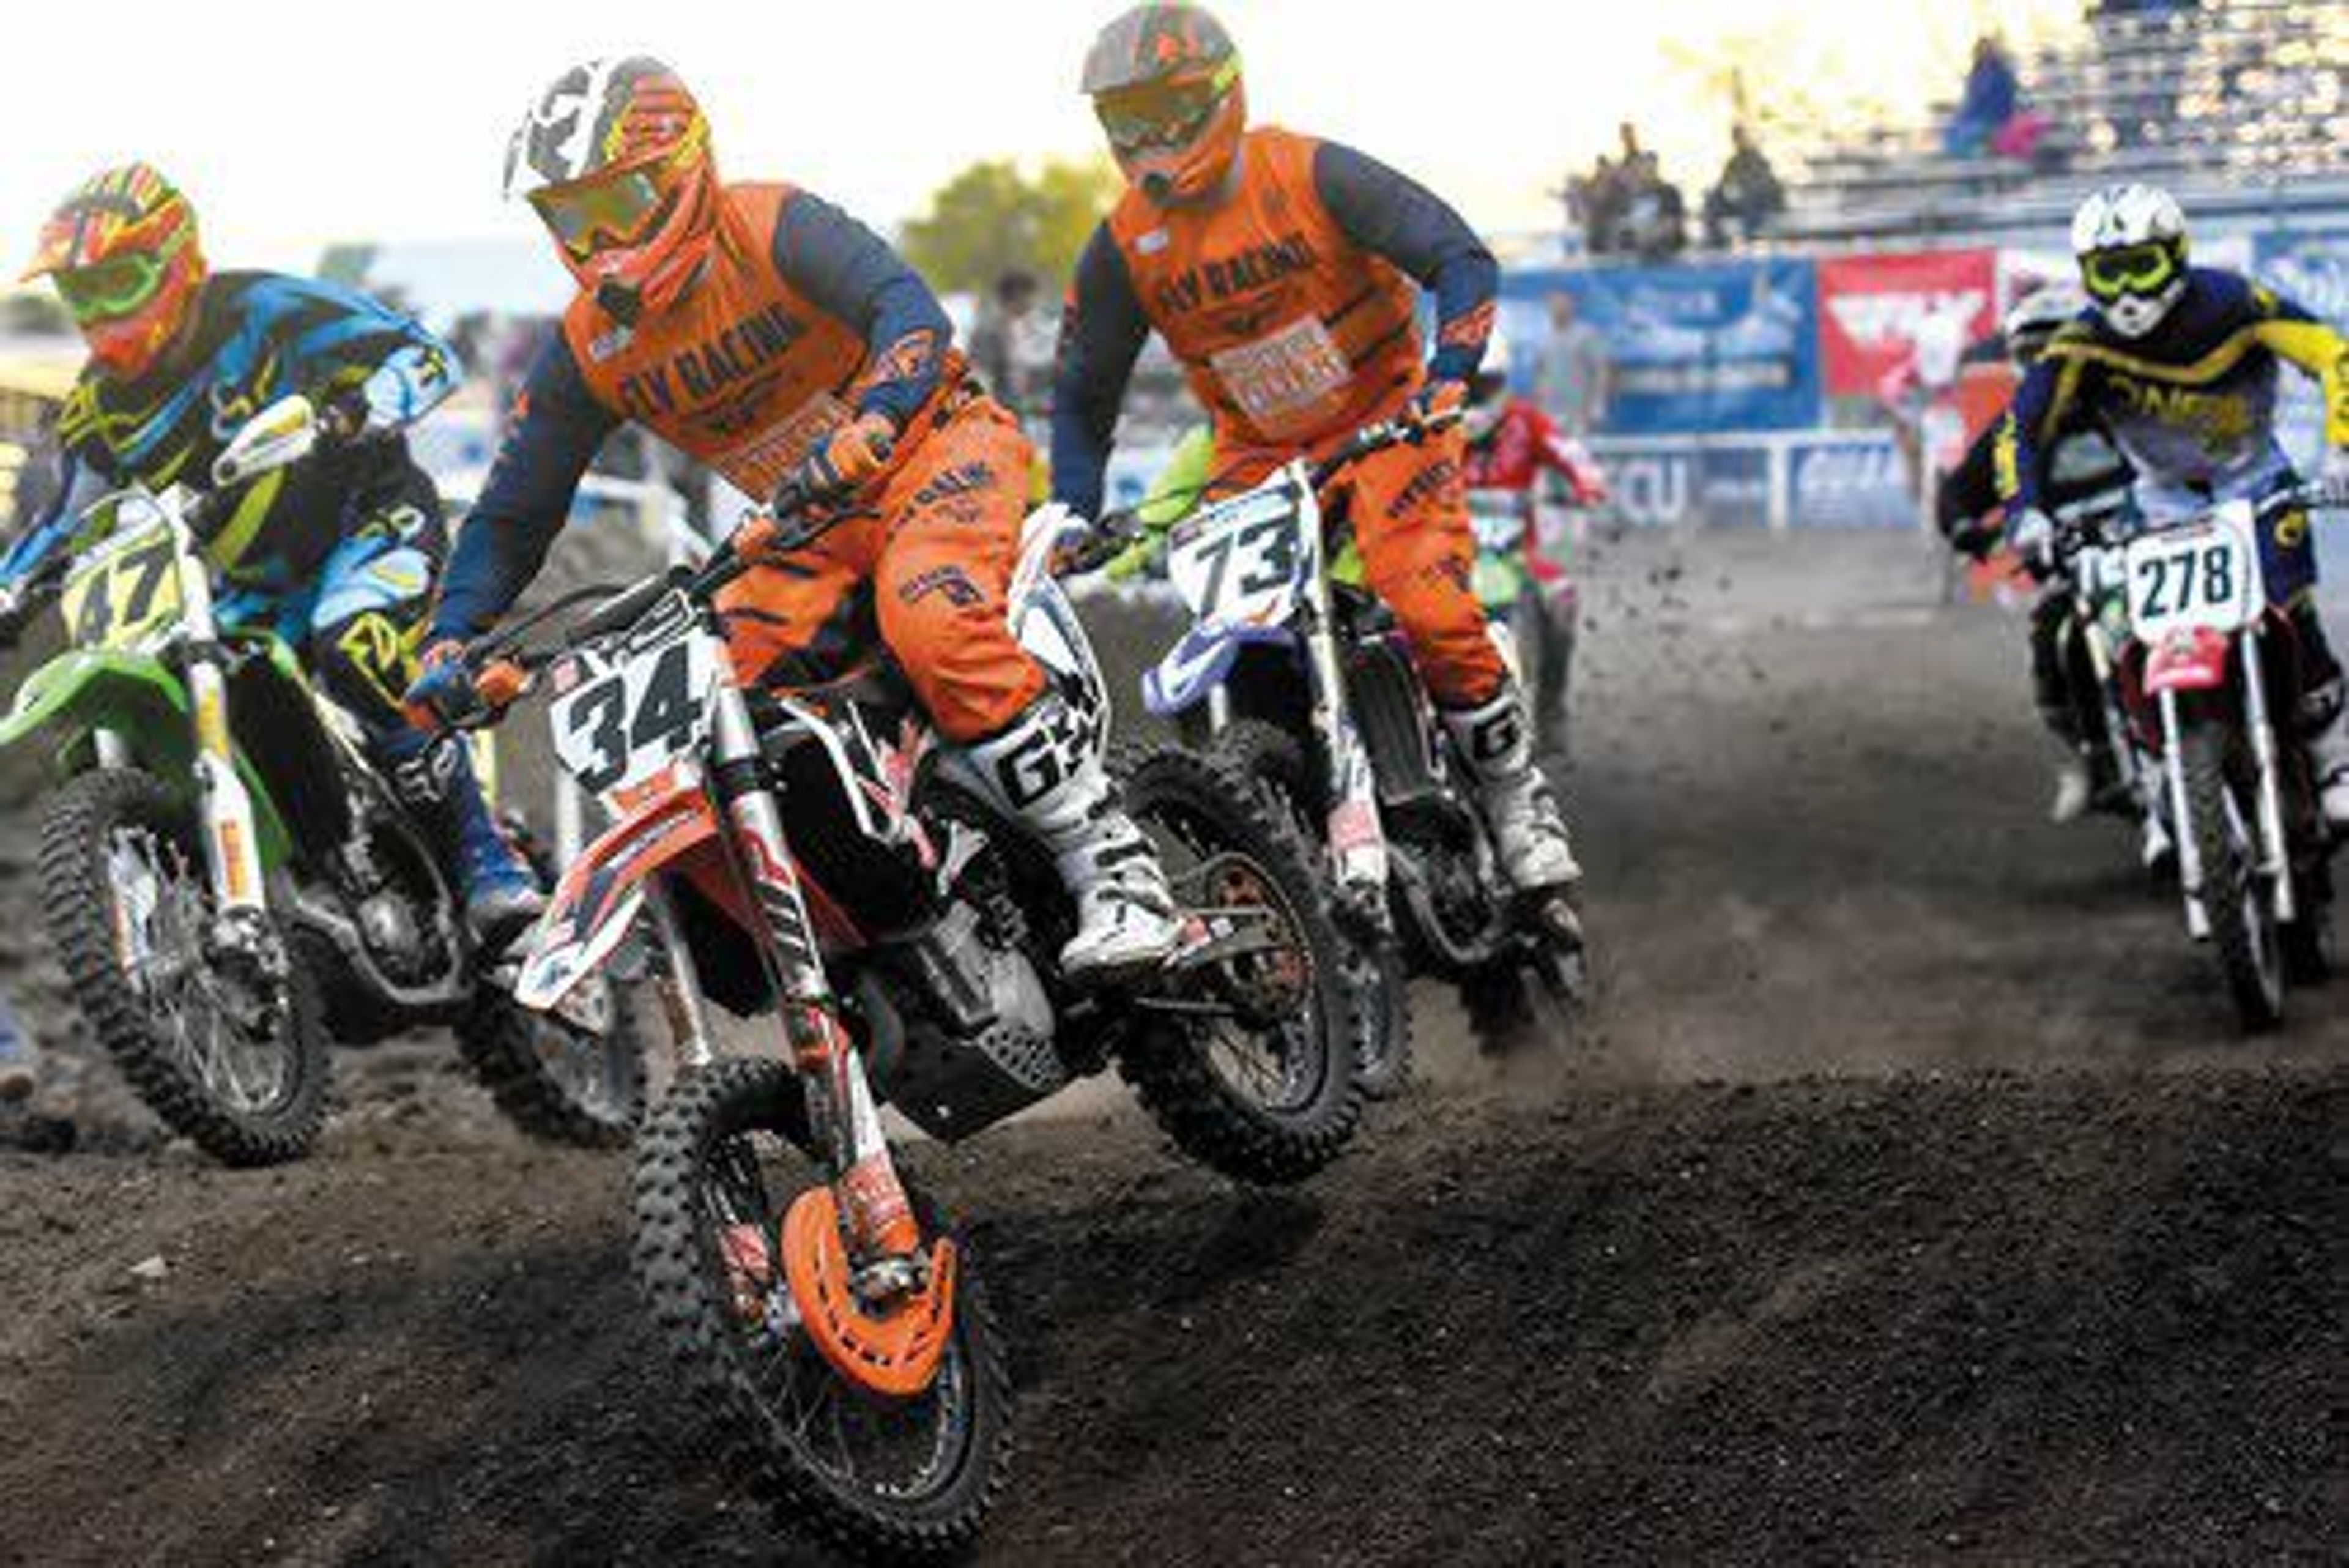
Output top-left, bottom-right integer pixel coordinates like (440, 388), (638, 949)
(515, 778), (730, 1013)
(0, 649), (295, 865)
(2143, 626), (2233, 695)
(1143, 622), (1296, 717)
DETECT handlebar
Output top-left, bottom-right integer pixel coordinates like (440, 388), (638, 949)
(1082, 404), (1466, 573)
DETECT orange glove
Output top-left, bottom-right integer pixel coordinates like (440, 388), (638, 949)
(1409, 376), (1468, 437)
(790, 411), (898, 503)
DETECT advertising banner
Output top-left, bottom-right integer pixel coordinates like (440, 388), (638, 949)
(1817, 248), (1998, 397)
(1587, 440), (1774, 529)
(1787, 434), (1915, 529)
(1502, 259), (1820, 436)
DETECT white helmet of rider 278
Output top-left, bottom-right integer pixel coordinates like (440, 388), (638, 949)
(2070, 184), (2189, 340)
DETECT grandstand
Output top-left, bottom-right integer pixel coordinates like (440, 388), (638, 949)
(1777, 0), (2348, 245)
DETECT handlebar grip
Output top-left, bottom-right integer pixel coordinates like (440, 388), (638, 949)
(473, 657), (533, 713)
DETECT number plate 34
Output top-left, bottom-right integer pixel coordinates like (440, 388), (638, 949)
(2124, 508), (2260, 642)
(550, 603), (721, 800)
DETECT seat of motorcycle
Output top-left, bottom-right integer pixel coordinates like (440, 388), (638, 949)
(744, 656), (919, 750)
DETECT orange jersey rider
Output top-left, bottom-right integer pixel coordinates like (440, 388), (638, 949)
(409, 56), (1179, 976)
(1052, 2), (1578, 893)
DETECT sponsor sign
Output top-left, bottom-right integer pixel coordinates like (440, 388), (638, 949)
(1502, 259), (1821, 434)
(1818, 249), (1998, 397)
(1589, 441), (1773, 528)
(1788, 433), (1915, 529)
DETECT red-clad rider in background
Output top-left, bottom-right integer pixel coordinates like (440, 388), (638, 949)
(1462, 351), (1606, 754)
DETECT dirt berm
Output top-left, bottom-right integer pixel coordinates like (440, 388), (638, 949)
(0, 530), (2339, 1565)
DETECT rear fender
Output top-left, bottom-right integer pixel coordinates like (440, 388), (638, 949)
(0, 648), (296, 864)
(515, 777), (729, 1012)
(2143, 626), (2233, 695)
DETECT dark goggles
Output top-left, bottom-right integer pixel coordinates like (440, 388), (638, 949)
(1094, 65), (1236, 155)
(529, 169), (677, 261)
(2080, 240), (2180, 302)
(54, 253), (166, 324)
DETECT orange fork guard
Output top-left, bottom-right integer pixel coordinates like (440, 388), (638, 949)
(780, 1187), (959, 1400)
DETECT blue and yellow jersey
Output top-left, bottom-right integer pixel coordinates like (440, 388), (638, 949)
(1999, 267), (2348, 509)
(10, 271), (456, 590)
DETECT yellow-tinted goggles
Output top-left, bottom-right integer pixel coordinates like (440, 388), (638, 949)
(529, 170), (674, 261)
(1094, 62), (1238, 155)
(2081, 242), (2180, 302)
(55, 253), (166, 324)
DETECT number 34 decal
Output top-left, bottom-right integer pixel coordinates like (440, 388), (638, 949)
(554, 630), (716, 797)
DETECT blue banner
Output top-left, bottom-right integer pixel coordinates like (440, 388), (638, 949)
(1588, 440), (1773, 528)
(2254, 229), (2349, 472)
(1501, 259), (1821, 436)
(1787, 434), (1914, 529)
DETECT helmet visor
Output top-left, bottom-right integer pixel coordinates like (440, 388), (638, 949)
(1094, 64), (1236, 155)
(529, 169), (675, 261)
(2081, 241), (2179, 302)
(55, 254), (165, 324)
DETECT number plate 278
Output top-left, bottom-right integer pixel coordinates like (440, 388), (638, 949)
(2124, 518), (2258, 639)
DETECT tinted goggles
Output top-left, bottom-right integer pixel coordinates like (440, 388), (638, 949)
(55, 253), (165, 324)
(1094, 65), (1236, 155)
(2081, 241), (2180, 302)
(529, 170), (675, 261)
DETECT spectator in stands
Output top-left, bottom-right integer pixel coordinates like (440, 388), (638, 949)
(1616, 152), (1688, 259)
(1534, 290), (1612, 437)
(968, 269), (1058, 426)
(1703, 125), (1786, 247)
(1944, 35), (2021, 157)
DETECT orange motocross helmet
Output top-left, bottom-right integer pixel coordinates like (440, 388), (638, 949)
(24, 163), (207, 382)
(1082, 3), (1245, 206)
(506, 56), (719, 324)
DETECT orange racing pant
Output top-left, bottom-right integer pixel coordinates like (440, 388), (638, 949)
(714, 393), (1047, 743)
(1222, 420), (1506, 708)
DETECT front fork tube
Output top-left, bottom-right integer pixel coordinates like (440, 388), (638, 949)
(2079, 615), (2140, 798)
(185, 655), (267, 919)
(2237, 631), (2295, 924)
(1298, 598), (1389, 904)
(644, 880), (716, 1074)
(2158, 689), (2208, 938)
(709, 685), (918, 1264)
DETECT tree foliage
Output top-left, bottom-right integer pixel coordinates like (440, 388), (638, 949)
(899, 158), (1121, 298)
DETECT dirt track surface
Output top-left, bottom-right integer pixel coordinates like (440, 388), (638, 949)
(2, 529), (2342, 1565)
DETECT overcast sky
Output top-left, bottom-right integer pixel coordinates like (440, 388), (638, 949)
(6, 0), (2071, 278)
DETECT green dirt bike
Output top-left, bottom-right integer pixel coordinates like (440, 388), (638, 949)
(0, 395), (641, 1165)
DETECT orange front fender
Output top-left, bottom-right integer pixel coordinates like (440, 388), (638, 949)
(515, 776), (726, 1013)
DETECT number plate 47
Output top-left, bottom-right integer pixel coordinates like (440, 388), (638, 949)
(550, 617), (721, 799)
(2124, 510), (2260, 641)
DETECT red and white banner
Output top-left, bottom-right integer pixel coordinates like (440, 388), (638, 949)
(1819, 248), (1999, 398)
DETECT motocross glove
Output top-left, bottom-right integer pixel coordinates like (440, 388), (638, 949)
(2006, 507), (2058, 578)
(403, 641), (487, 735)
(1408, 376), (1468, 437)
(2321, 447), (2349, 507)
(787, 412), (898, 505)
(1947, 514), (2002, 562)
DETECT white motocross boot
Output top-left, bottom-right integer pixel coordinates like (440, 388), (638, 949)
(2048, 750), (2094, 825)
(1441, 687), (1583, 891)
(2303, 691), (2349, 831)
(944, 693), (1183, 979)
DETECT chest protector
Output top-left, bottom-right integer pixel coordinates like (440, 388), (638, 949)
(561, 183), (871, 500)
(1110, 127), (1423, 451)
